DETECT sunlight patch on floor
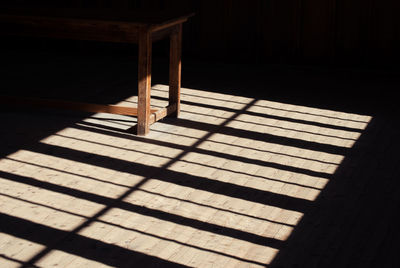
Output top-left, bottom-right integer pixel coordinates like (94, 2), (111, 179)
(0, 84), (372, 267)
(0, 233), (46, 267)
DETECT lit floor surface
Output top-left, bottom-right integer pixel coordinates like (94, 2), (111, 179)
(1, 50), (400, 267)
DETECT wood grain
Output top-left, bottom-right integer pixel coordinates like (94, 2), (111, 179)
(0, 96), (158, 116)
(137, 26), (152, 136)
(168, 24), (182, 118)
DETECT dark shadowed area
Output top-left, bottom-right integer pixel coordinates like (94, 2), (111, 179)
(1, 1), (400, 267)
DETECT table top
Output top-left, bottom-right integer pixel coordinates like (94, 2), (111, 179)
(0, 7), (195, 27)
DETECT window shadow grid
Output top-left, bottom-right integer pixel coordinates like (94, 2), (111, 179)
(15, 98), (260, 267)
(1, 89), (369, 267)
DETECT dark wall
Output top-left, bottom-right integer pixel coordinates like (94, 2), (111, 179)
(4, 0), (400, 66)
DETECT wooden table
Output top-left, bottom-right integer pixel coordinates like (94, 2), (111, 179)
(0, 8), (194, 135)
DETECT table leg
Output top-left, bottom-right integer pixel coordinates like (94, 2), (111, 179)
(169, 24), (182, 117)
(137, 27), (152, 136)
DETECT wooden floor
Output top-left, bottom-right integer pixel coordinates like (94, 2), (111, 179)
(1, 48), (400, 267)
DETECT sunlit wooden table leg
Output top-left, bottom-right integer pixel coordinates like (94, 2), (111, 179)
(137, 27), (152, 136)
(168, 24), (182, 118)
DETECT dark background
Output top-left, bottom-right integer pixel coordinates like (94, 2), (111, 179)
(2, 0), (399, 116)
(2, 0), (400, 67)
(1, 2), (400, 268)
